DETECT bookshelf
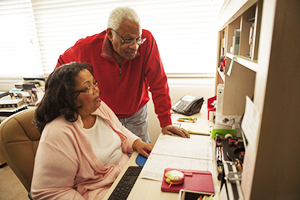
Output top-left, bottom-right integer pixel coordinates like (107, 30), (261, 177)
(215, 0), (261, 116)
(214, 0), (300, 199)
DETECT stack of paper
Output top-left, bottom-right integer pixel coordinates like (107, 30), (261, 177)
(140, 135), (213, 181)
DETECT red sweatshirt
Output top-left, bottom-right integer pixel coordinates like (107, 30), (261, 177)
(55, 29), (172, 127)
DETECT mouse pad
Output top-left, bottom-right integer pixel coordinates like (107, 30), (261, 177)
(136, 154), (147, 167)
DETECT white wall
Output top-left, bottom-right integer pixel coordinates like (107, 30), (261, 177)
(148, 78), (215, 144)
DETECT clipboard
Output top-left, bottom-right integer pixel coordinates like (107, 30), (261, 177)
(161, 168), (215, 194)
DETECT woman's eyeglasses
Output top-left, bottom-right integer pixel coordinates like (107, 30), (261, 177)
(77, 81), (99, 94)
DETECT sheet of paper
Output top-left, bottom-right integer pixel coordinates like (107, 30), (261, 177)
(241, 146), (256, 200)
(140, 154), (213, 181)
(151, 135), (212, 159)
(140, 135), (213, 181)
(241, 96), (260, 151)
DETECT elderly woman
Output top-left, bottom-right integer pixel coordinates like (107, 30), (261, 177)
(31, 62), (153, 199)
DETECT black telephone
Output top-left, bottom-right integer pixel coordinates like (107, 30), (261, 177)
(172, 95), (204, 116)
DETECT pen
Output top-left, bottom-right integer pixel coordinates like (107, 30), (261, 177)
(179, 118), (197, 120)
(221, 147), (224, 161)
(216, 147), (220, 161)
(178, 119), (194, 123)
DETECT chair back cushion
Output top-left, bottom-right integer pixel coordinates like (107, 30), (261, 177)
(0, 108), (40, 192)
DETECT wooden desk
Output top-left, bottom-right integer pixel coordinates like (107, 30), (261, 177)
(103, 105), (220, 200)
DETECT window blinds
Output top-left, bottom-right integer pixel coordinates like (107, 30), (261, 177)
(33, 0), (222, 75)
(1, 0), (222, 78)
(0, 0), (44, 78)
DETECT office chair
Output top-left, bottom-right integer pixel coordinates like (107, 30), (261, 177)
(0, 108), (40, 200)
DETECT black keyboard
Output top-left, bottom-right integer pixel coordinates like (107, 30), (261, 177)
(108, 166), (142, 200)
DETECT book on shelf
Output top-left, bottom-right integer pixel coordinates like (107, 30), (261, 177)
(0, 91), (9, 99)
(246, 18), (255, 59)
(233, 29), (240, 55)
(220, 37), (225, 56)
(0, 98), (24, 108)
(0, 105), (28, 117)
(249, 22), (255, 58)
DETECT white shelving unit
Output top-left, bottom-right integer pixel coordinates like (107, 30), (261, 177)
(214, 0), (300, 199)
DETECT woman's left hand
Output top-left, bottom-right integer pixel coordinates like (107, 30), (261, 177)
(132, 139), (154, 158)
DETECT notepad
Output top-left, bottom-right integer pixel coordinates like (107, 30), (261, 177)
(140, 135), (213, 181)
(187, 125), (210, 135)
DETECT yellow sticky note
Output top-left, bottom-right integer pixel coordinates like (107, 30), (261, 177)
(187, 125), (210, 135)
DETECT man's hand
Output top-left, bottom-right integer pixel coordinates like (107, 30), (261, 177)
(132, 139), (154, 158)
(161, 125), (190, 138)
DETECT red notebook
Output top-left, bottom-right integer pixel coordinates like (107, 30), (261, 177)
(161, 168), (215, 194)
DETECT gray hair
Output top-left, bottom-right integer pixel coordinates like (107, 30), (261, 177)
(107, 6), (141, 32)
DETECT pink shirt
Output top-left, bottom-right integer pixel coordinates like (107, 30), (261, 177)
(31, 102), (139, 199)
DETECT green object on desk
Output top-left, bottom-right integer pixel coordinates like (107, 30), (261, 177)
(179, 118), (197, 120)
(211, 129), (235, 139)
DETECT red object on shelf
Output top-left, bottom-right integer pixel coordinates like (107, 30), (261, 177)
(207, 96), (217, 120)
(220, 58), (226, 71)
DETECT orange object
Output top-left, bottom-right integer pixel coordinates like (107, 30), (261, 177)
(178, 119), (194, 123)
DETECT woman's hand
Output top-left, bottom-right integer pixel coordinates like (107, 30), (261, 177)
(132, 139), (154, 158)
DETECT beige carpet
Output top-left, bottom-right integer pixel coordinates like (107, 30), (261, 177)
(0, 164), (28, 200)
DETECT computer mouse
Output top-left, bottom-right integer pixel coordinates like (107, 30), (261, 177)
(136, 154), (147, 167)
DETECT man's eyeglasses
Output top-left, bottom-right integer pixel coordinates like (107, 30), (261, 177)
(77, 81), (99, 94)
(111, 29), (146, 46)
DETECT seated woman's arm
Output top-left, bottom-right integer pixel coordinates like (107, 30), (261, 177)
(99, 102), (153, 157)
(31, 123), (84, 200)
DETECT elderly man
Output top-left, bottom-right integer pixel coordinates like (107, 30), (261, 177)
(55, 6), (189, 143)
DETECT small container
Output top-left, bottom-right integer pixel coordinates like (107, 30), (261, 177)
(164, 169), (185, 187)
